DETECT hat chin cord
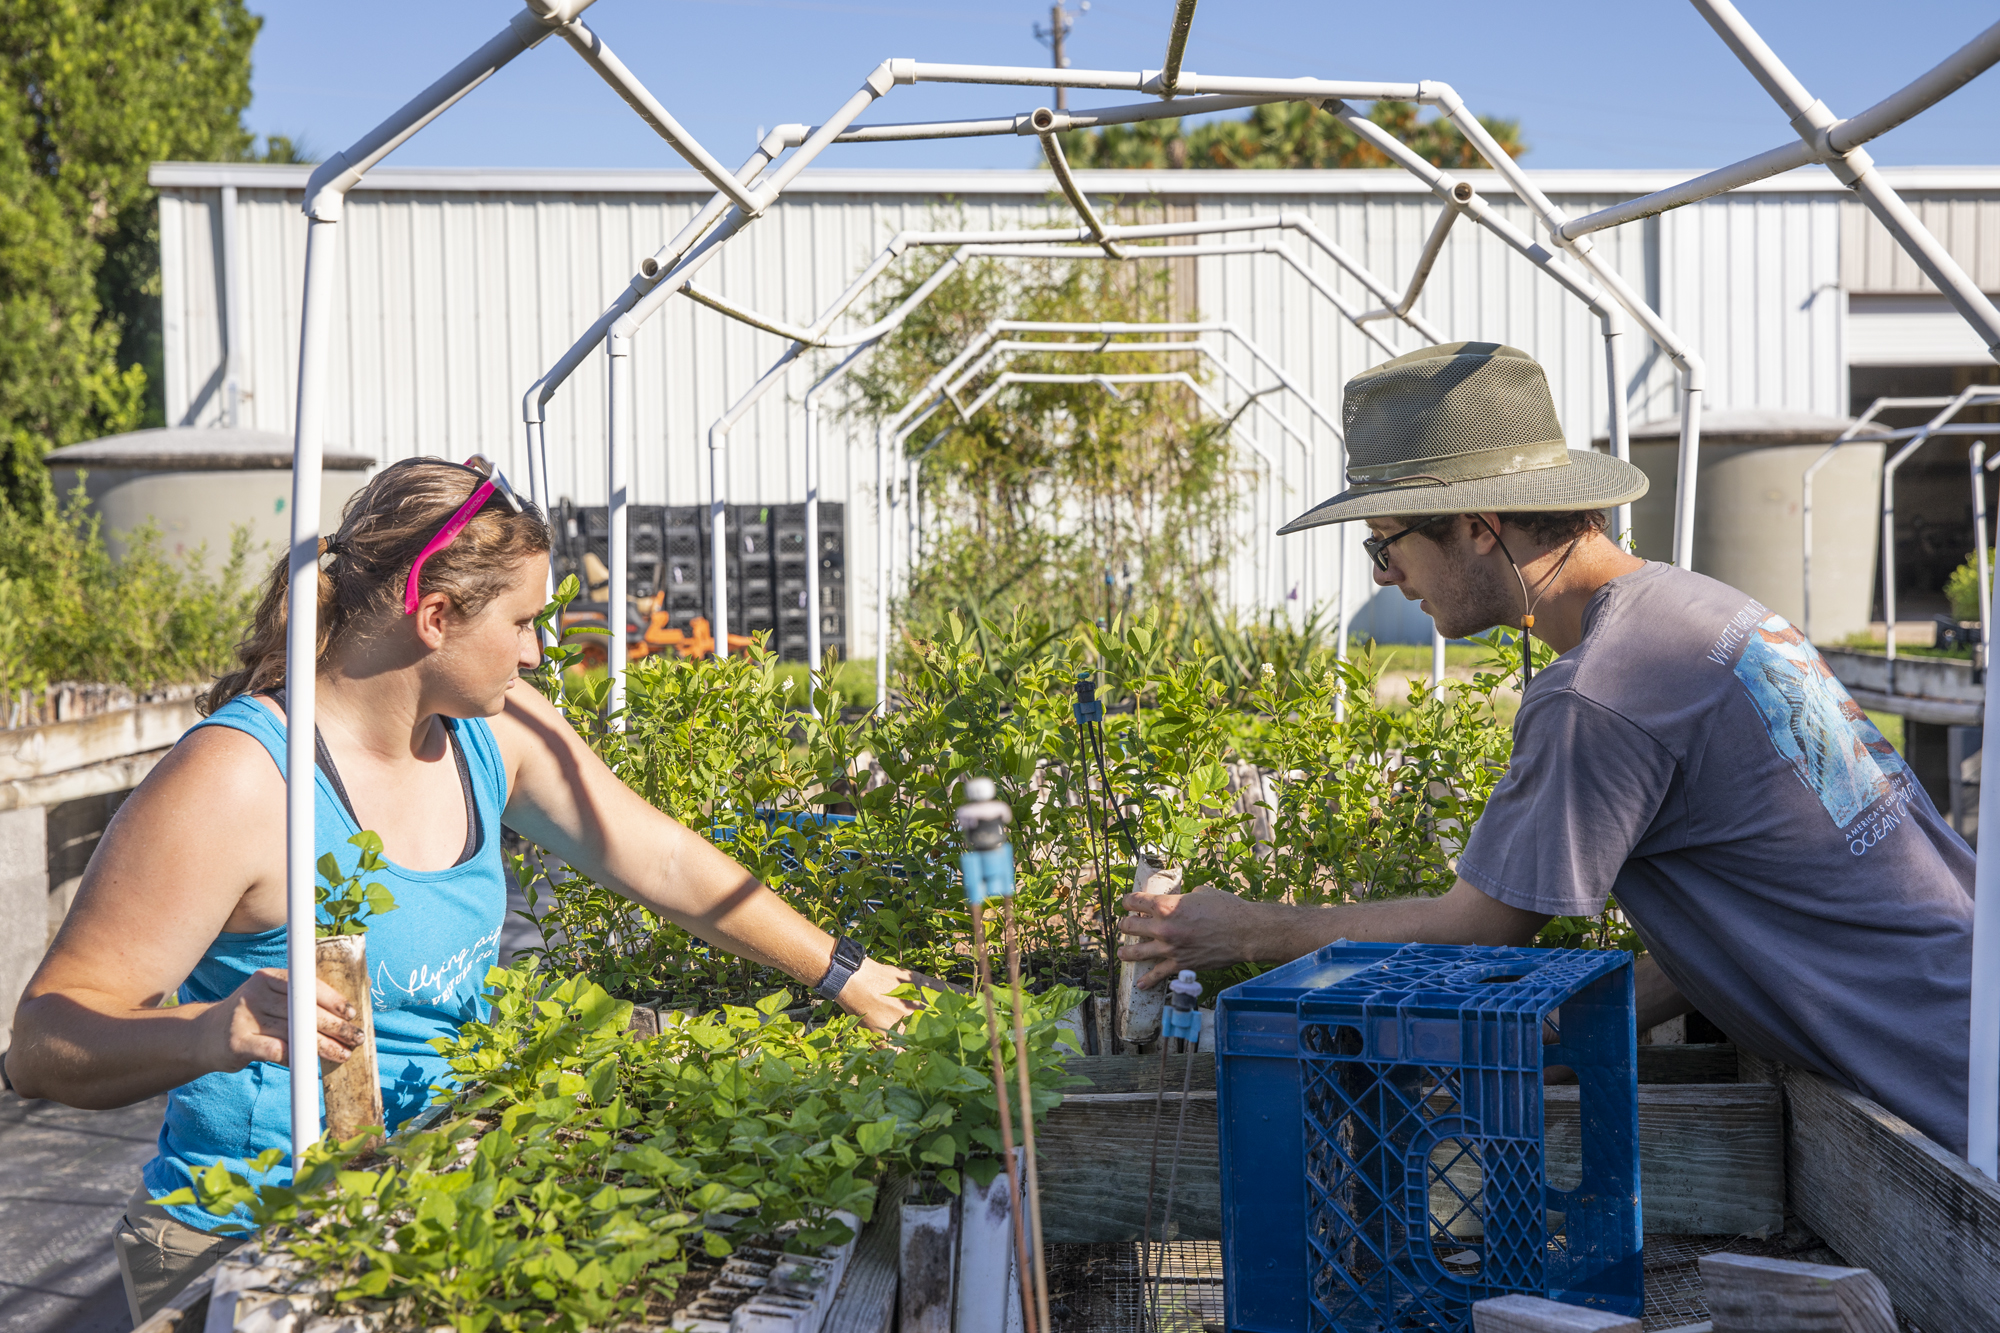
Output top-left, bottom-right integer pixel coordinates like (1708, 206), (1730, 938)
(1476, 518), (1582, 686)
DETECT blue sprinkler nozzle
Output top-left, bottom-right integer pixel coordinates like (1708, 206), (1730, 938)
(956, 775), (1016, 905)
(1074, 671), (1103, 725)
(1162, 969), (1203, 1044)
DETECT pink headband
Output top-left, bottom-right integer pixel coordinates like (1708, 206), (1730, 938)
(402, 457), (521, 615)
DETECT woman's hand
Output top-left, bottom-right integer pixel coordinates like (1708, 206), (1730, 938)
(196, 968), (364, 1075)
(835, 958), (924, 1033)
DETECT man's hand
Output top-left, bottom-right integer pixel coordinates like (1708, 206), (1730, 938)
(837, 958), (923, 1033)
(1119, 886), (1274, 990)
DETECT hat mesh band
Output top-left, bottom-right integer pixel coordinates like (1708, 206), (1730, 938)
(1347, 436), (1569, 487)
(1343, 355), (1566, 473)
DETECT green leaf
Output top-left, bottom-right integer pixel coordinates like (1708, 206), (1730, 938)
(854, 1117), (896, 1157)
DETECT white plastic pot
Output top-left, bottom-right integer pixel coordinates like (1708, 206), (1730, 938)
(1117, 857), (1183, 1045)
(898, 1196), (957, 1333)
(1054, 1001), (1090, 1057)
(954, 1152), (1025, 1333)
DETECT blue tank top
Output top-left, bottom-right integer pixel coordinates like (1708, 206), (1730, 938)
(142, 695), (510, 1231)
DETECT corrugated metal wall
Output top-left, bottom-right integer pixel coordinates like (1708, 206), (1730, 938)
(1842, 191), (2000, 293)
(158, 163), (1949, 653)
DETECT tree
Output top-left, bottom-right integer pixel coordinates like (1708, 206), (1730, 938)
(845, 230), (1245, 640)
(1060, 99), (1525, 171)
(0, 1), (258, 511)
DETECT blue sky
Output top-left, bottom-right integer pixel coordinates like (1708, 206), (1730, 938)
(241, 1), (2000, 172)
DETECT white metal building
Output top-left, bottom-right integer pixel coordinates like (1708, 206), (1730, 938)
(149, 162), (2000, 652)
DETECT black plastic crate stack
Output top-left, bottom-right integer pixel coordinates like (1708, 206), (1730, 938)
(691, 505), (739, 622)
(771, 502), (847, 662)
(817, 501), (846, 659)
(662, 506), (705, 624)
(734, 505), (778, 644)
(772, 505), (812, 659)
(628, 505), (666, 600)
(555, 500), (844, 661)
(560, 501), (666, 601)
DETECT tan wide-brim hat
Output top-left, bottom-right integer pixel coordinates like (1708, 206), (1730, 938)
(1278, 341), (1648, 533)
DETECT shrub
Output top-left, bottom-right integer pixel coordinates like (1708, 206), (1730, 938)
(166, 965), (1082, 1332)
(1946, 548), (1993, 624)
(0, 484), (255, 698)
(515, 581), (1622, 1012)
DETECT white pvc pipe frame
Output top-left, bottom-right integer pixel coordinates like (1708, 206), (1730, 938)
(788, 311), (1352, 711)
(686, 219), (1635, 715)
(1877, 393), (2000, 678)
(909, 336), (1321, 587)
(1972, 442), (1998, 687)
(679, 211), (1449, 690)
(539, 123), (1669, 704)
(890, 367), (1291, 657)
(279, 3), (1749, 1162)
(901, 366), (1285, 605)
(1798, 397), (2000, 641)
(871, 328), (1337, 709)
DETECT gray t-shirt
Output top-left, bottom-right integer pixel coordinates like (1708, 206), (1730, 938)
(1457, 562), (1974, 1152)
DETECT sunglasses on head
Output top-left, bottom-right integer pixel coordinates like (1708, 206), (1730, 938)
(402, 455), (525, 615)
(1362, 514), (1450, 572)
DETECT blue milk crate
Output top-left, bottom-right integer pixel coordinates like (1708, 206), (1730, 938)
(1217, 941), (1407, 1333)
(1218, 942), (1639, 1333)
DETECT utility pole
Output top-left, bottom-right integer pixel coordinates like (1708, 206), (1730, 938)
(1033, 0), (1086, 111)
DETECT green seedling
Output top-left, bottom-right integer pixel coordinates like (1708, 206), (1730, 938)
(170, 961), (1084, 1331)
(315, 830), (397, 937)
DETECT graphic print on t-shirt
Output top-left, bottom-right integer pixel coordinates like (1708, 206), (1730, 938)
(1723, 608), (1911, 839)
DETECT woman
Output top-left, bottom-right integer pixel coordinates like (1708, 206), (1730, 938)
(2, 457), (915, 1324)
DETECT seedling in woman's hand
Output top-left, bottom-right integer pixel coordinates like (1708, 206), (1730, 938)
(315, 831), (398, 937)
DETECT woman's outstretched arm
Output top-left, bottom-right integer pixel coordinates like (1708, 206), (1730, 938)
(492, 683), (919, 1030)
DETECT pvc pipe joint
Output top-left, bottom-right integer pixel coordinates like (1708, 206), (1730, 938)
(520, 0), (599, 22)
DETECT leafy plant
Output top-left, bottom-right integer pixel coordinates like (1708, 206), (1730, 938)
(1946, 548), (1992, 624)
(0, 483), (255, 696)
(513, 568), (1612, 1013)
(1536, 901), (1643, 952)
(878, 981), (1088, 1194)
(0, 0), (261, 506)
(316, 831), (399, 937)
(842, 228), (1243, 646)
(164, 963), (1083, 1331)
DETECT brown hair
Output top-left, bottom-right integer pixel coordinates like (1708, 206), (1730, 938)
(201, 458), (552, 714)
(1415, 509), (1608, 550)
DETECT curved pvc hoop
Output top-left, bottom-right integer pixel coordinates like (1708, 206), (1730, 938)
(289, 6), (1712, 1172)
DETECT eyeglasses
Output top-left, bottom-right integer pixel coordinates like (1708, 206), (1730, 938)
(1362, 515), (1448, 572)
(403, 455), (525, 615)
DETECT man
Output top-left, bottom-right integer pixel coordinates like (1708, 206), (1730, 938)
(1119, 341), (1975, 1154)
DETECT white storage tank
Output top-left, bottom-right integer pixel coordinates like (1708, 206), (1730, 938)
(1611, 410), (1887, 644)
(44, 427), (374, 570)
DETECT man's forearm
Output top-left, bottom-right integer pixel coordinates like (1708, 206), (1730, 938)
(1244, 883), (1547, 962)
(1121, 878), (1550, 987)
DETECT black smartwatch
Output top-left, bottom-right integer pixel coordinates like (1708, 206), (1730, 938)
(814, 936), (868, 1002)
